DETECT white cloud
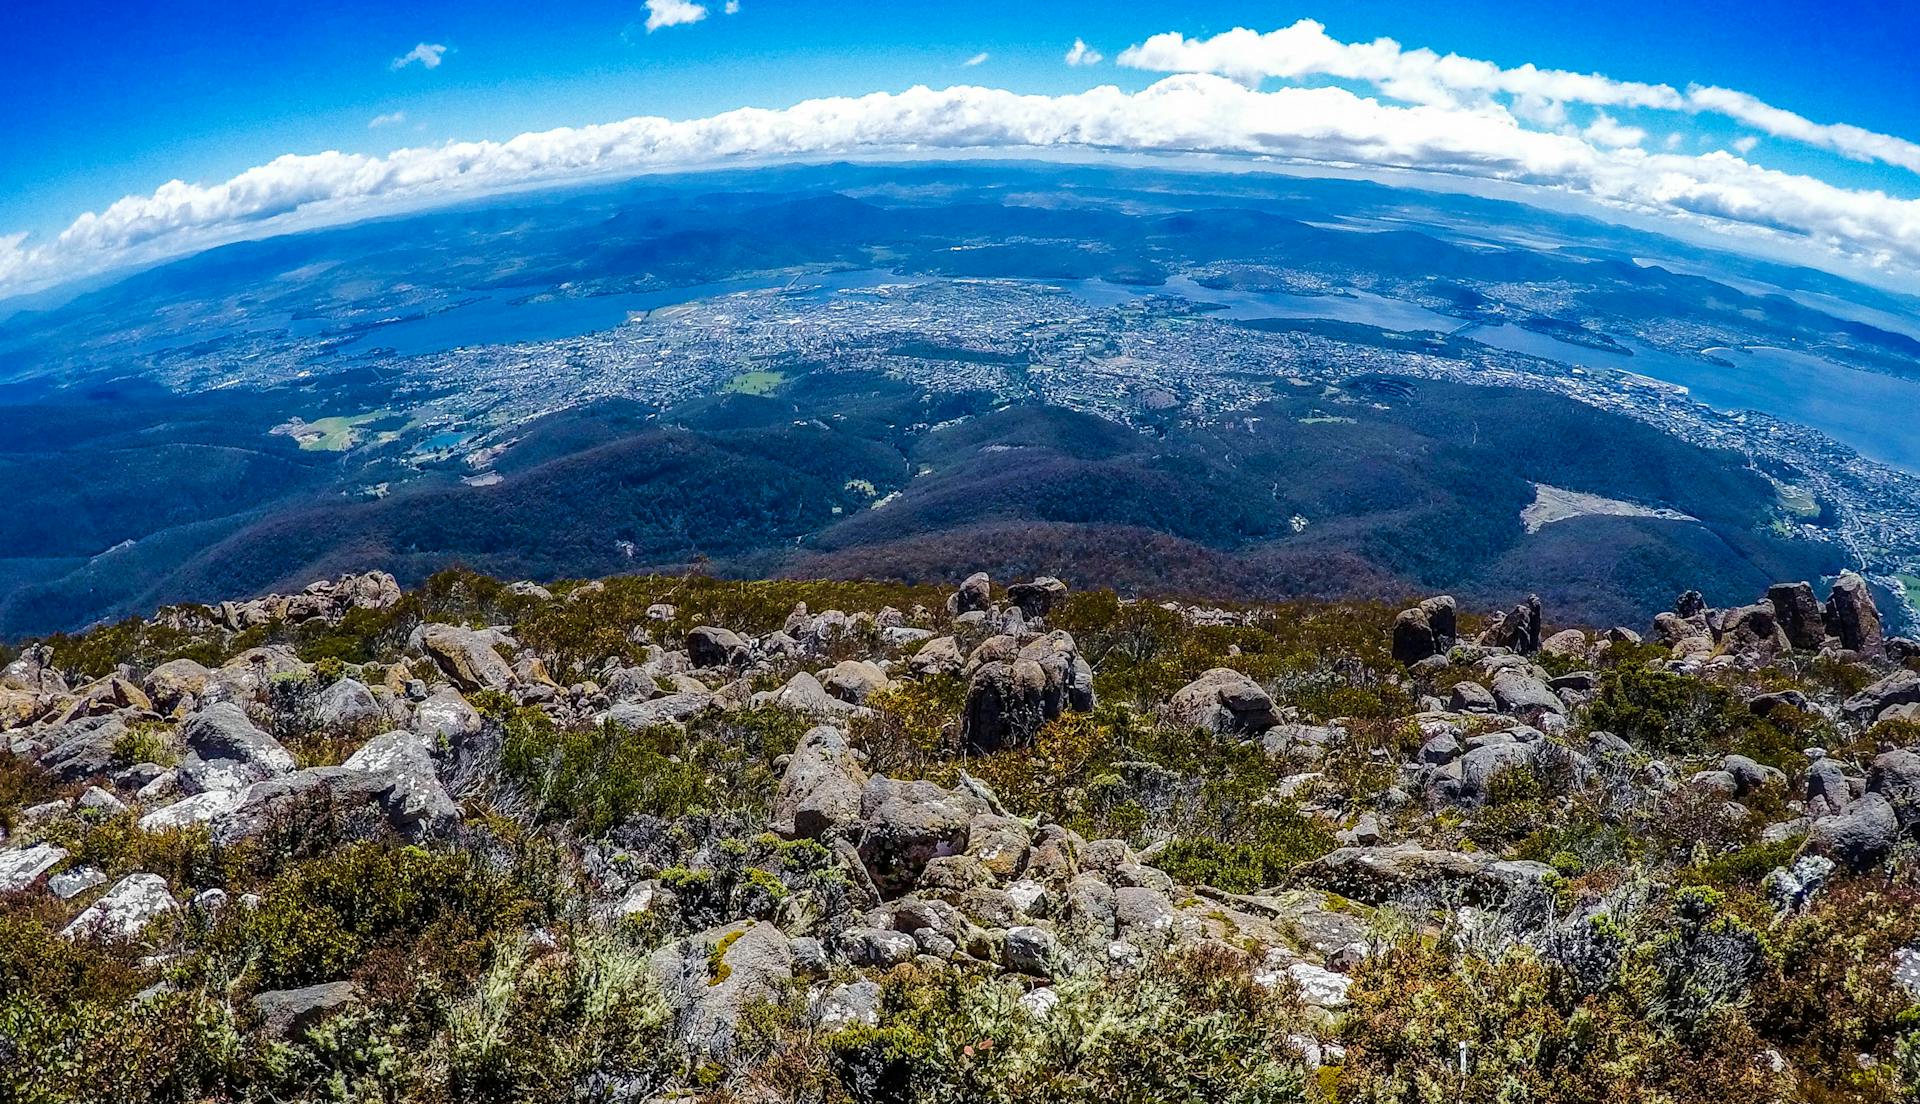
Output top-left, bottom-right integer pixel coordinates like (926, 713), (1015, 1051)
(368, 111), (408, 129)
(1065, 39), (1103, 67)
(1688, 84), (1920, 175)
(1583, 112), (1646, 148)
(9, 72), (1920, 299)
(1733, 135), (1760, 154)
(645, 0), (707, 32)
(964, 52), (990, 67)
(1116, 20), (1920, 178)
(724, 0), (739, 12)
(390, 43), (447, 71)
(1117, 21), (1686, 108)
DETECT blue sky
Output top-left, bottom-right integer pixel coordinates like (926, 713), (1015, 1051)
(4, 1), (1920, 294)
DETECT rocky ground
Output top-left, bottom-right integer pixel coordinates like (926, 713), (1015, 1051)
(5, 565), (1920, 1102)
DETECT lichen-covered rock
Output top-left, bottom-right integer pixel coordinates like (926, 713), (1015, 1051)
(412, 686), (482, 743)
(600, 690), (715, 730)
(1164, 668), (1280, 734)
(1293, 844), (1553, 907)
(313, 678), (383, 730)
(341, 729), (459, 834)
(145, 659), (213, 713)
(0, 842), (67, 892)
(650, 920), (793, 1059)
(213, 758), (453, 845)
(752, 672), (858, 718)
(822, 660), (890, 705)
(1004, 924), (1061, 976)
(1845, 670), (1920, 723)
(1490, 669), (1565, 721)
(855, 776), (988, 894)
(1811, 792), (1900, 869)
(814, 980), (883, 1028)
(772, 725), (867, 840)
(419, 624), (517, 692)
(177, 703), (296, 794)
(907, 636), (964, 678)
(252, 981), (358, 1040)
(62, 873), (177, 941)
(36, 715), (131, 782)
(139, 788), (247, 831)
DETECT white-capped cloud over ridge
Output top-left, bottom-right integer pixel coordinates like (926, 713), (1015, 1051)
(6, 23), (1920, 299)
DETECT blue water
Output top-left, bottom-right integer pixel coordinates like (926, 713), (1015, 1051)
(347, 268), (1464, 358)
(1465, 323), (1920, 474)
(417, 431), (468, 452)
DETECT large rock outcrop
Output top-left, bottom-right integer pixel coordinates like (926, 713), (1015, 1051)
(1826, 572), (1885, 657)
(958, 631), (1093, 753)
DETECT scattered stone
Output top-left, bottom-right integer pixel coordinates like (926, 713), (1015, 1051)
(1293, 844), (1553, 907)
(815, 980), (883, 1028)
(686, 626), (751, 669)
(855, 776), (986, 894)
(650, 920), (793, 1059)
(772, 725), (867, 840)
(252, 981), (358, 1040)
(48, 865), (107, 900)
(1767, 582), (1826, 650)
(947, 572), (992, 617)
(313, 678), (383, 730)
(419, 624), (518, 692)
(1164, 668), (1280, 734)
(959, 631), (1093, 753)
(0, 843), (67, 892)
(62, 873), (177, 941)
(1004, 925), (1061, 976)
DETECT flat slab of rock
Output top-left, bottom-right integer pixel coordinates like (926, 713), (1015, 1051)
(1293, 844), (1552, 907)
(62, 873), (177, 941)
(252, 981), (358, 1039)
(0, 843), (68, 892)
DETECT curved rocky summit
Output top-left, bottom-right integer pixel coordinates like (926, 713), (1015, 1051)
(3, 565), (1920, 1100)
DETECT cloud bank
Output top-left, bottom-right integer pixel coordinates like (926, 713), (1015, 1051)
(1116, 20), (1920, 177)
(7, 29), (1920, 299)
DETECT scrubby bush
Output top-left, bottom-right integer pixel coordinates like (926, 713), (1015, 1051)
(496, 703), (806, 836)
(237, 841), (533, 991)
(1588, 660), (1741, 755)
(804, 948), (1312, 1104)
